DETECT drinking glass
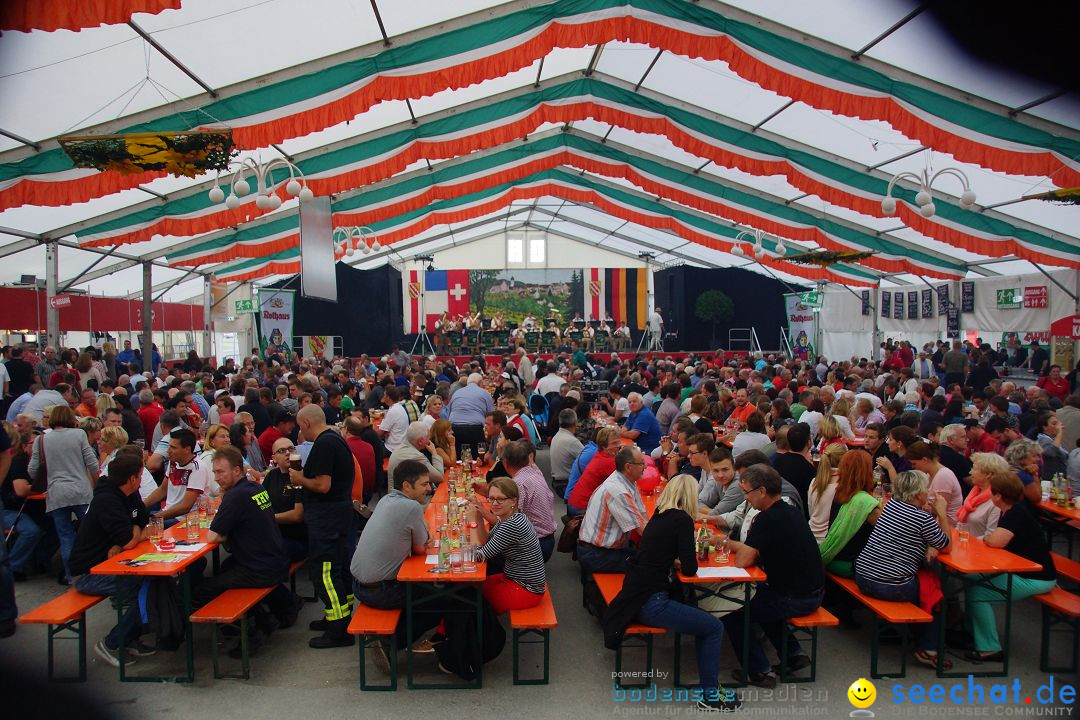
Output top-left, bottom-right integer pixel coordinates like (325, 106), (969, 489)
(462, 543), (477, 572)
(957, 524), (970, 543)
(149, 516), (164, 549)
(713, 535), (730, 563)
(450, 546), (464, 574)
(186, 514), (201, 542)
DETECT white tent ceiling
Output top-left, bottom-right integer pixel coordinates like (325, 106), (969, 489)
(0, 0), (1077, 303)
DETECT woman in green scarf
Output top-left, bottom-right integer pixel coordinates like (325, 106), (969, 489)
(820, 451), (881, 577)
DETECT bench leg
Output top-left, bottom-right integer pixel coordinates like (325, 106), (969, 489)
(512, 628), (550, 685)
(359, 633), (397, 691)
(1040, 606), (1080, 674)
(779, 624), (818, 684)
(614, 633), (654, 689)
(46, 616), (87, 683)
(210, 615), (253, 681)
(870, 619), (909, 679)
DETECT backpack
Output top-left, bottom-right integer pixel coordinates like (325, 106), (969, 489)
(432, 603), (506, 681)
(138, 577), (185, 651)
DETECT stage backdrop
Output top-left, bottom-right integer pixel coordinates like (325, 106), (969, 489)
(654, 267), (805, 352)
(402, 267), (649, 332)
(263, 263), (402, 357)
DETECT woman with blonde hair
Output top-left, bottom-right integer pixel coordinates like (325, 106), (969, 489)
(958, 453), (1007, 538)
(827, 398), (857, 441)
(602, 473), (741, 712)
(808, 442), (846, 541)
(429, 419), (456, 468)
(99, 427), (157, 501)
(816, 414), (845, 455)
(95, 392), (117, 418)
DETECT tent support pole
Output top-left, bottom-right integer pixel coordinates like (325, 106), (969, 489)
(46, 242), (59, 349)
(142, 263), (153, 371)
(203, 278), (213, 359)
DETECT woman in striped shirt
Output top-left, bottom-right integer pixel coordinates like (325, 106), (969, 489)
(467, 477), (546, 614)
(854, 470), (952, 669)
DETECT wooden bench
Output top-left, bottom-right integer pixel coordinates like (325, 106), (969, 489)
(190, 586), (274, 680)
(509, 588), (557, 685)
(594, 573), (666, 689)
(827, 573), (932, 679)
(19, 590), (107, 682)
(1033, 587), (1080, 674)
(779, 606), (840, 683)
(1050, 552), (1080, 586)
(347, 604), (401, 691)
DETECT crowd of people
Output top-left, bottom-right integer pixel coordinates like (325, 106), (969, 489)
(0, 335), (1074, 710)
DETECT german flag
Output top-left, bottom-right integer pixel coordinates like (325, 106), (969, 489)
(605, 268), (647, 330)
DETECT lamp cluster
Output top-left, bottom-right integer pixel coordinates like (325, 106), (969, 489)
(208, 157), (314, 211)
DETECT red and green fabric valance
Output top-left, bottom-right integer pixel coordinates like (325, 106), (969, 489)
(74, 77), (1080, 268)
(0, 0), (181, 32)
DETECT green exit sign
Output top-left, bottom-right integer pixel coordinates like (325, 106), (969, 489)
(995, 288), (1020, 309)
(235, 299), (254, 313)
(798, 291), (822, 308)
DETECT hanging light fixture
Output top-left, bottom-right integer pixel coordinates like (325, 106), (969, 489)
(333, 225), (378, 257)
(734, 227), (775, 261)
(881, 167), (975, 219)
(208, 156), (314, 211)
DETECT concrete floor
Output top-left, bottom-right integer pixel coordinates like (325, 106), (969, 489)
(3, 448), (1076, 719)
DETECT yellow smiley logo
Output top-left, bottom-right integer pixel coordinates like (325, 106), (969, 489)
(848, 678), (877, 709)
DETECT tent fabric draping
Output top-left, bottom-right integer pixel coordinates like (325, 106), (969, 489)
(69, 75), (1080, 269)
(2, 0), (1079, 213)
(161, 131), (970, 279)
(0, 0), (182, 33)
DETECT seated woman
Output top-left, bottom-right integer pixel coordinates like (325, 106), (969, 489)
(1, 427), (45, 581)
(827, 398), (857, 441)
(905, 441), (963, 524)
(429, 419), (457, 469)
(1003, 438), (1044, 505)
(418, 395), (444, 431)
(852, 398), (885, 436)
(854, 470), (952, 670)
(602, 474), (741, 713)
(99, 426), (157, 502)
(819, 451), (879, 576)
(808, 442), (846, 542)
(1035, 411), (1068, 482)
(815, 414), (846, 456)
(957, 452), (1006, 539)
(566, 426), (621, 515)
(466, 477), (546, 615)
(963, 470), (1056, 661)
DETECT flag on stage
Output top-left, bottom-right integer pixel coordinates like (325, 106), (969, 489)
(424, 269), (470, 329)
(605, 268), (647, 330)
(403, 269), (422, 334)
(586, 268), (606, 321)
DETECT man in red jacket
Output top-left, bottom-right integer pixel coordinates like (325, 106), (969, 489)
(257, 412), (296, 463)
(344, 416), (376, 502)
(136, 389), (164, 442)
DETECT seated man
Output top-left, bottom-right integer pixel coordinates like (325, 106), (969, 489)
(350, 459), (442, 664)
(697, 446), (740, 514)
(620, 392), (661, 454)
(262, 436), (307, 563)
(386, 421), (444, 489)
(68, 447), (152, 666)
(577, 446), (648, 575)
(549, 409), (583, 499)
(196, 446), (302, 652)
(721, 463), (825, 689)
(143, 428), (209, 524)
(494, 439), (556, 561)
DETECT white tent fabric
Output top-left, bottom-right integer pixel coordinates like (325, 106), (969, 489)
(0, 0), (1076, 305)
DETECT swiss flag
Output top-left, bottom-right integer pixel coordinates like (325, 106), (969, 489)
(424, 270), (470, 328)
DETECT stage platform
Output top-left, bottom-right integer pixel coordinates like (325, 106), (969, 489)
(401, 350), (751, 366)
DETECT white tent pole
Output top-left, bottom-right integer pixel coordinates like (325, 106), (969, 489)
(46, 241), (59, 350)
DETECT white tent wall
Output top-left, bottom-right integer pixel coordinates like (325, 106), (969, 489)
(967, 269), (1078, 339)
(817, 268), (1079, 361)
(420, 232), (648, 270)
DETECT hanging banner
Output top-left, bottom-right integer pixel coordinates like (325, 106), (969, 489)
(881, 292), (891, 318)
(1023, 285), (1048, 309)
(1050, 314), (1080, 340)
(893, 292), (904, 320)
(946, 308), (960, 338)
(257, 288), (294, 358)
(860, 290), (870, 316)
(907, 291), (918, 320)
(936, 284), (950, 316)
(921, 289), (933, 319)
(960, 281), (975, 313)
(783, 294), (815, 360)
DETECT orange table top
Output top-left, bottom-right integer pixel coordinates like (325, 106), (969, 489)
(91, 524), (216, 577)
(846, 437), (866, 447)
(396, 553), (486, 583)
(937, 530), (1042, 574)
(27, 492), (46, 501)
(1038, 500), (1080, 523)
(677, 556), (767, 584)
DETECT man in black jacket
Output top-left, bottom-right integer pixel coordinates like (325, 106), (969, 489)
(69, 448), (152, 667)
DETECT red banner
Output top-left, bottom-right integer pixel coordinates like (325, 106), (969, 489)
(0, 287), (203, 332)
(1023, 285), (1048, 309)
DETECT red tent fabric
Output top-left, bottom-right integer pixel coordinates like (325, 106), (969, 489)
(1, 0), (181, 33)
